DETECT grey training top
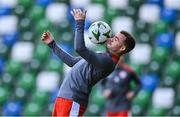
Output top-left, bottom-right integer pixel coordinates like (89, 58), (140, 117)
(102, 63), (141, 112)
(48, 20), (118, 107)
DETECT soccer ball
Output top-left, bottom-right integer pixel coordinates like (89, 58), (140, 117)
(88, 21), (112, 44)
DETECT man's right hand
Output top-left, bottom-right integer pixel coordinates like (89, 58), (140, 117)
(103, 89), (112, 98)
(41, 31), (54, 44)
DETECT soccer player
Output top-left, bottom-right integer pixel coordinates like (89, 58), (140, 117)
(41, 9), (136, 116)
(102, 56), (141, 117)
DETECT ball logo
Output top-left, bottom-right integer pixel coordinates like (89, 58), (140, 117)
(88, 21), (112, 44)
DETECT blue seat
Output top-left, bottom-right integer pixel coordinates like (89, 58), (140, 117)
(0, 7), (12, 16)
(36, 0), (53, 7)
(146, 0), (163, 6)
(155, 32), (175, 49)
(141, 74), (159, 93)
(3, 32), (19, 47)
(0, 58), (5, 75)
(2, 101), (23, 116)
(160, 8), (177, 23)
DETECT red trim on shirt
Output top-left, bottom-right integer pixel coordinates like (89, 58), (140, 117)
(111, 54), (120, 63)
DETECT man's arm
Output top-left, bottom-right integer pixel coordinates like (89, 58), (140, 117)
(71, 9), (113, 68)
(126, 72), (142, 100)
(41, 32), (81, 67)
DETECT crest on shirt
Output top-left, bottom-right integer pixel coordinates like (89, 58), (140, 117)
(118, 70), (127, 79)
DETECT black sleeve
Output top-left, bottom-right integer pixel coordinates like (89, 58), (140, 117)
(130, 72), (142, 96)
(74, 20), (113, 69)
(48, 40), (81, 67)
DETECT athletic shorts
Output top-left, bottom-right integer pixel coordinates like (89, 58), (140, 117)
(106, 110), (129, 117)
(52, 97), (86, 117)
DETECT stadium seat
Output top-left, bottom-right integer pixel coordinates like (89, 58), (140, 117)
(132, 104), (144, 116)
(92, 0), (106, 5)
(0, 87), (9, 105)
(129, 44), (152, 65)
(85, 103), (102, 116)
(171, 105), (180, 116)
(6, 60), (22, 76)
(14, 87), (27, 101)
(11, 42), (34, 62)
(162, 76), (177, 87)
(129, 0), (144, 9)
(141, 74), (159, 92)
(164, 0), (180, 10)
(108, 0), (128, 10)
(18, 0), (33, 8)
(18, 73), (35, 91)
(90, 87), (105, 108)
(139, 4), (160, 23)
(111, 16), (134, 34)
(33, 43), (50, 62)
(175, 32), (180, 51)
(152, 46), (169, 64)
(29, 6), (44, 22)
(133, 90), (151, 108)
(0, 58), (5, 74)
(46, 59), (63, 73)
(70, 0), (90, 9)
(86, 4), (104, 22)
(19, 18), (31, 32)
(166, 61), (180, 78)
(36, 18), (52, 33)
(1, 73), (14, 89)
(146, 0), (163, 6)
(0, 7), (12, 16)
(36, 71), (60, 92)
(152, 88), (175, 109)
(155, 32), (175, 49)
(36, 0), (52, 7)
(147, 106), (166, 116)
(160, 8), (177, 23)
(153, 20), (168, 34)
(0, 0), (18, 8)
(31, 90), (49, 105)
(104, 7), (119, 23)
(21, 31), (34, 41)
(2, 101), (22, 116)
(0, 42), (8, 59)
(14, 5), (25, 17)
(129, 63), (142, 75)
(149, 61), (161, 74)
(175, 18), (180, 31)
(46, 3), (68, 24)
(23, 102), (41, 116)
(0, 15), (18, 34)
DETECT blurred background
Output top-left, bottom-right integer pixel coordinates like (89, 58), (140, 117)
(0, 0), (180, 116)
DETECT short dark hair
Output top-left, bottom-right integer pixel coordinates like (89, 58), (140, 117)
(120, 30), (135, 53)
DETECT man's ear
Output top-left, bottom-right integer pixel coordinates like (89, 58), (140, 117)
(119, 45), (126, 52)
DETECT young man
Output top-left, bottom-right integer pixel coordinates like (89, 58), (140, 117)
(103, 56), (141, 117)
(41, 9), (136, 116)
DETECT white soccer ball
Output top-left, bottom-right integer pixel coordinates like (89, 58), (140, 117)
(88, 21), (112, 44)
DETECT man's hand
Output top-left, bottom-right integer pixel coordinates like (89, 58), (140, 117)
(70, 9), (87, 20)
(41, 31), (54, 44)
(126, 91), (135, 100)
(103, 89), (112, 98)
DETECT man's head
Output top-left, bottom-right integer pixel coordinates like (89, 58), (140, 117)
(106, 30), (135, 56)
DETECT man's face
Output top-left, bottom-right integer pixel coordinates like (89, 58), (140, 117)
(106, 32), (126, 54)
